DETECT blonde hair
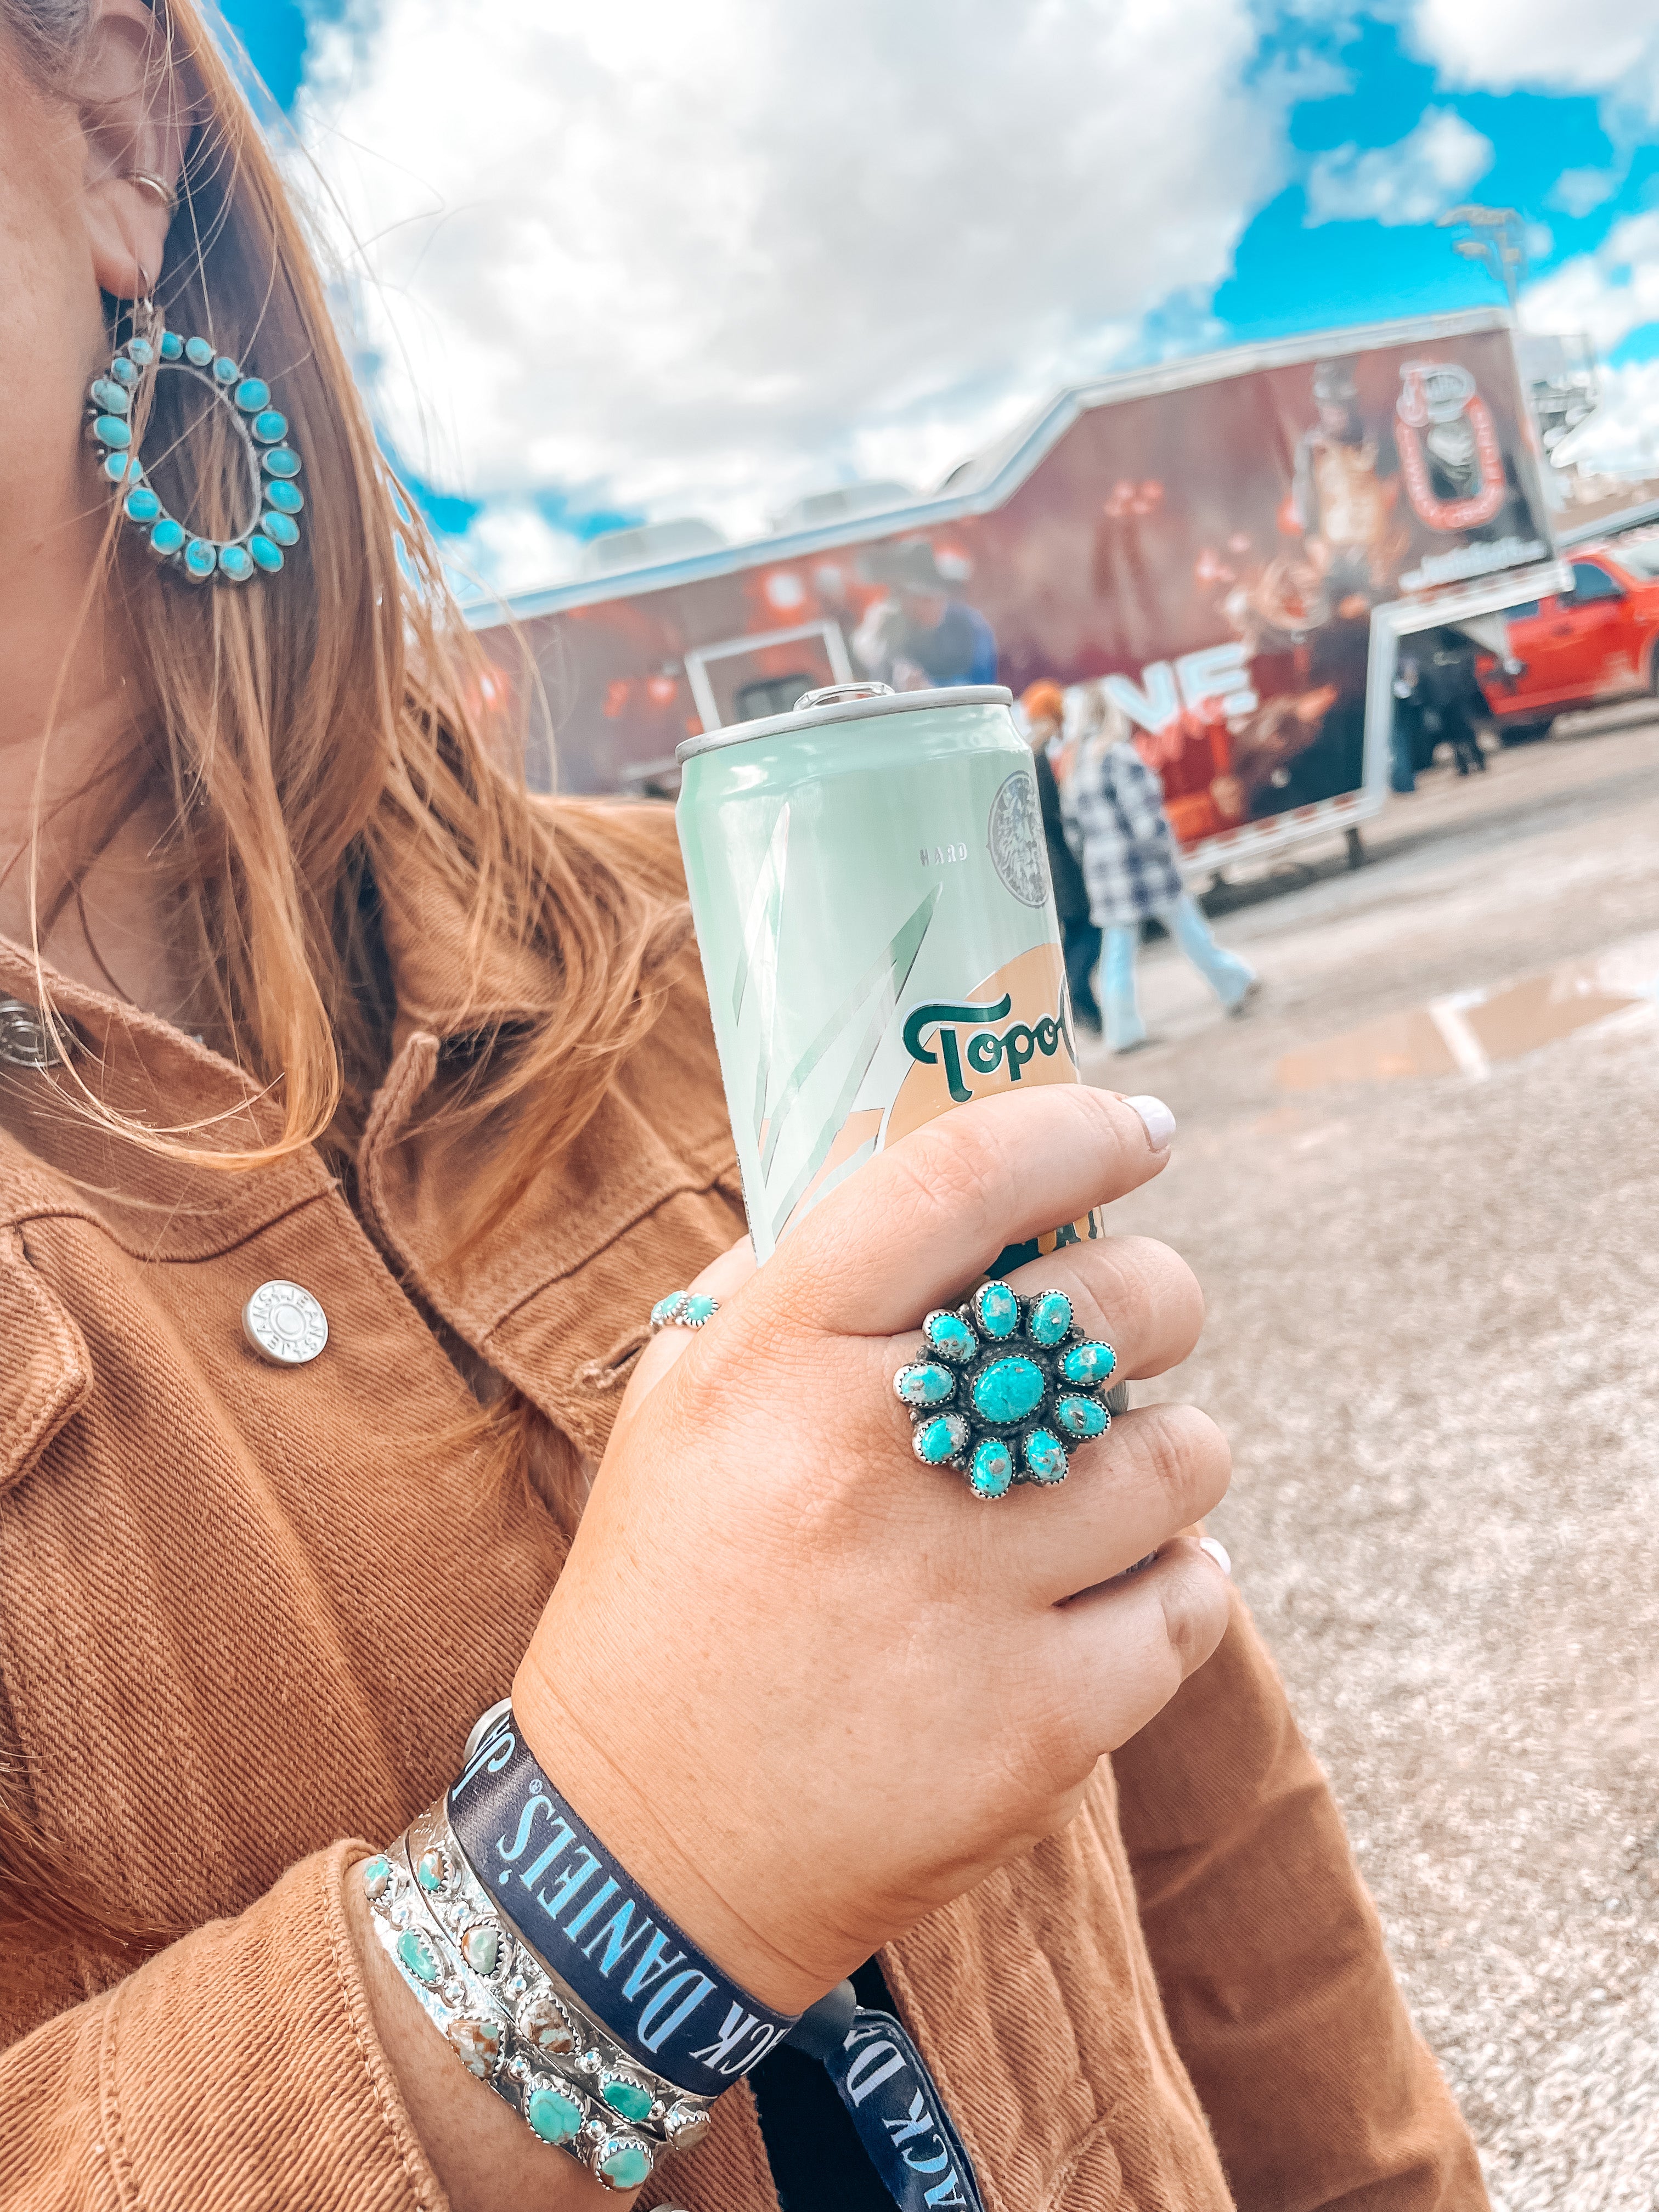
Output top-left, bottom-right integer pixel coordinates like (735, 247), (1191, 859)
(3, 0), (689, 1945)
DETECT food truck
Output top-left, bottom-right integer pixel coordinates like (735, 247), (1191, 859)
(473, 308), (1565, 873)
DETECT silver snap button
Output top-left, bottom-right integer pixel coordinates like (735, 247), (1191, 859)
(0, 998), (69, 1068)
(241, 1279), (329, 1366)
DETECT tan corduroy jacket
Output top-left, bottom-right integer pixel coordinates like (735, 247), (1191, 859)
(0, 809), (1487, 2212)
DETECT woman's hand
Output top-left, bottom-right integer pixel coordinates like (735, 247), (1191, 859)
(515, 1084), (1231, 2014)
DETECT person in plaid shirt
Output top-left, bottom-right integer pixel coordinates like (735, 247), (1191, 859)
(1061, 685), (1259, 1052)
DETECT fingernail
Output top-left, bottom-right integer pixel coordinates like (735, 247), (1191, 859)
(1125, 1094), (1176, 1152)
(1198, 1535), (1232, 1578)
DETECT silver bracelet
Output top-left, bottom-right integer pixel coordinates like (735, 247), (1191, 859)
(362, 1801), (715, 2193)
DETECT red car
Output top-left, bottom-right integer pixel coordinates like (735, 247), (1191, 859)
(1479, 538), (1659, 739)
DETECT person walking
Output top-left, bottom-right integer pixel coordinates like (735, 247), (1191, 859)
(1064, 687), (1259, 1052)
(1019, 680), (1102, 1036)
(1419, 628), (1489, 776)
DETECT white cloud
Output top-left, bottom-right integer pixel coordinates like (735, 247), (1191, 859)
(1304, 105), (1492, 228)
(1549, 168), (1620, 221)
(441, 503), (584, 604)
(1553, 357), (1659, 477)
(293, 0), (1288, 554)
(1521, 211), (1659, 356)
(1407, 1), (1659, 124)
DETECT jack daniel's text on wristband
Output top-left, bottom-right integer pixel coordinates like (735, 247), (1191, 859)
(675, 684), (1103, 1274)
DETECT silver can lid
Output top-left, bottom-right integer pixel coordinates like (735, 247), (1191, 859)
(675, 681), (1013, 762)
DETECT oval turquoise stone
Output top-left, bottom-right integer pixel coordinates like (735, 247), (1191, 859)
(598, 2142), (652, 2190)
(126, 336), (154, 365)
(650, 1293), (686, 1327)
(264, 479), (304, 514)
(1057, 1393), (1109, 1440)
(103, 453), (140, 483)
(968, 1438), (1014, 1499)
(913, 1414), (966, 1466)
(396, 1927), (441, 1985)
(415, 1847), (447, 1892)
(461, 1922), (499, 1972)
(110, 356), (140, 386)
(261, 509), (300, 545)
(249, 533), (284, 573)
(159, 330), (184, 360)
(93, 415), (131, 448)
(601, 2079), (654, 2122)
(218, 543), (254, 582)
(923, 1310), (977, 1363)
(91, 379), (131, 415)
(971, 1356), (1045, 1425)
(261, 446), (302, 478)
(123, 486), (161, 523)
(213, 355), (240, 382)
(360, 1854), (392, 1899)
(895, 1362), (954, 1409)
(150, 517), (186, 555)
(251, 409), (287, 443)
(183, 538), (217, 577)
(1027, 1291), (1074, 1347)
(681, 1292), (718, 1325)
(1023, 1428), (1068, 1484)
(235, 377), (270, 411)
(1059, 1340), (1117, 1387)
(526, 2085), (582, 2146)
(185, 335), (214, 365)
(974, 1282), (1020, 1339)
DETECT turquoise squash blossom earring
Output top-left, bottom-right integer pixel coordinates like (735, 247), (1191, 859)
(87, 297), (304, 585)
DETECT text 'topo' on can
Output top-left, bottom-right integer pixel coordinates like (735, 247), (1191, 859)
(674, 681), (1104, 1274)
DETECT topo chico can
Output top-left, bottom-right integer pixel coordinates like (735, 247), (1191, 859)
(675, 681), (1104, 1273)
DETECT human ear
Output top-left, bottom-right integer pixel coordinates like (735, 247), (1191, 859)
(75, 0), (189, 302)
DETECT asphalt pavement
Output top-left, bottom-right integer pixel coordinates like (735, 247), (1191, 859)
(1084, 714), (1659, 2211)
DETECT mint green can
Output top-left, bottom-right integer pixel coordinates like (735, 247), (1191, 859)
(674, 681), (1104, 1269)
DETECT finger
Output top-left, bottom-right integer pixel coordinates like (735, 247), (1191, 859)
(1014, 1402), (1232, 1603)
(771, 1086), (1175, 1335)
(1039, 1537), (1233, 1769)
(612, 1238), (757, 1434)
(1000, 1234), (1204, 1384)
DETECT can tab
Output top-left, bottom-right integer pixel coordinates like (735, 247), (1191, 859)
(794, 682), (896, 712)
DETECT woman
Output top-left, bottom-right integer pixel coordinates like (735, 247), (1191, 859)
(0, 5), (1486, 2209)
(1018, 680), (1101, 1039)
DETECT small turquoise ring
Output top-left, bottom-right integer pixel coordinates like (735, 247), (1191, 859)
(649, 1290), (720, 1334)
(894, 1281), (1119, 1500)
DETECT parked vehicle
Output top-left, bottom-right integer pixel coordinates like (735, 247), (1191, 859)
(1479, 537), (1659, 740)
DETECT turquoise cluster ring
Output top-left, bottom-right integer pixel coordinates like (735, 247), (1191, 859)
(649, 1290), (719, 1334)
(895, 1281), (1119, 1500)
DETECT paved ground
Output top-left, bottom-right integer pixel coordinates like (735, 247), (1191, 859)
(1084, 714), (1659, 2211)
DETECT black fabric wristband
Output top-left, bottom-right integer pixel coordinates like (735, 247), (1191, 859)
(448, 1707), (800, 2101)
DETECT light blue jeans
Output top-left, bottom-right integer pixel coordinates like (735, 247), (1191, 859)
(1102, 893), (1256, 1051)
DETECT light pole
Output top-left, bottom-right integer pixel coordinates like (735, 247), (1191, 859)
(1437, 204), (1528, 309)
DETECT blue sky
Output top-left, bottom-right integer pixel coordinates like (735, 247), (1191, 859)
(218, 1), (1659, 592)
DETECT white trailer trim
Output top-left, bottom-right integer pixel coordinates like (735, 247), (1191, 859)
(682, 618), (854, 732)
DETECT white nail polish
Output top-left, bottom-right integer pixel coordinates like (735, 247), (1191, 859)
(1125, 1094), (1176, 1152)
(1198, 1535), (1232, 1578)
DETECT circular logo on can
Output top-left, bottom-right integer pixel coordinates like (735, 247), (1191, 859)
(987, 769), (1047, 909)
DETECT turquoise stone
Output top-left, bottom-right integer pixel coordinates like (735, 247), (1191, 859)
(461, 1922), (499, 1973)
(102, 453), (140, 483)
(1059, 1340), (1117, 1387)
(110, 356), (140, 386)
(159, 330), (184, 360)
(396, 1927), (441, 1986)
(974, 1282), (1020, 1339)
(93, 414), (132, 448)
(1027, 1291), (1074, 1348)
(415, 1846), (447, 1892)
(252, 409), (287, 443)
(913, 1414), (967, 1466)
(650, 1291), (686, 1327)
(91, 379), (131, 415)
(249, 533), (284, 573)
(895, 1362), (954, 1409)
(213, 355), (240, 383)
(265, 478), (304, 514)
(970, 1356), (1044, 1425)
(150, 517), (186, 555)
(218, 543), (254, 582)
(235, 377), (270, 411)
(601, 2078), (653, 2122)
(923, 1310), (977, 1363)
(124, 486), (162, 523)
(262, 510), (300, 545)
(1057, 1394), (1109, 1440)
(968, 1438), (1013, 1499)
(183, 538), (217, 578)
(1023, 1428), (1068, 1484)
(597, 2141), (652, 2190)
(526, 2084), (582, 2146)
(261, 446), (302, 478)
(185, 335), (214, 366)
(682, 1292), (718, 1325)
(360, 1855), (392, 1900)
(126, 336), (154, 365)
